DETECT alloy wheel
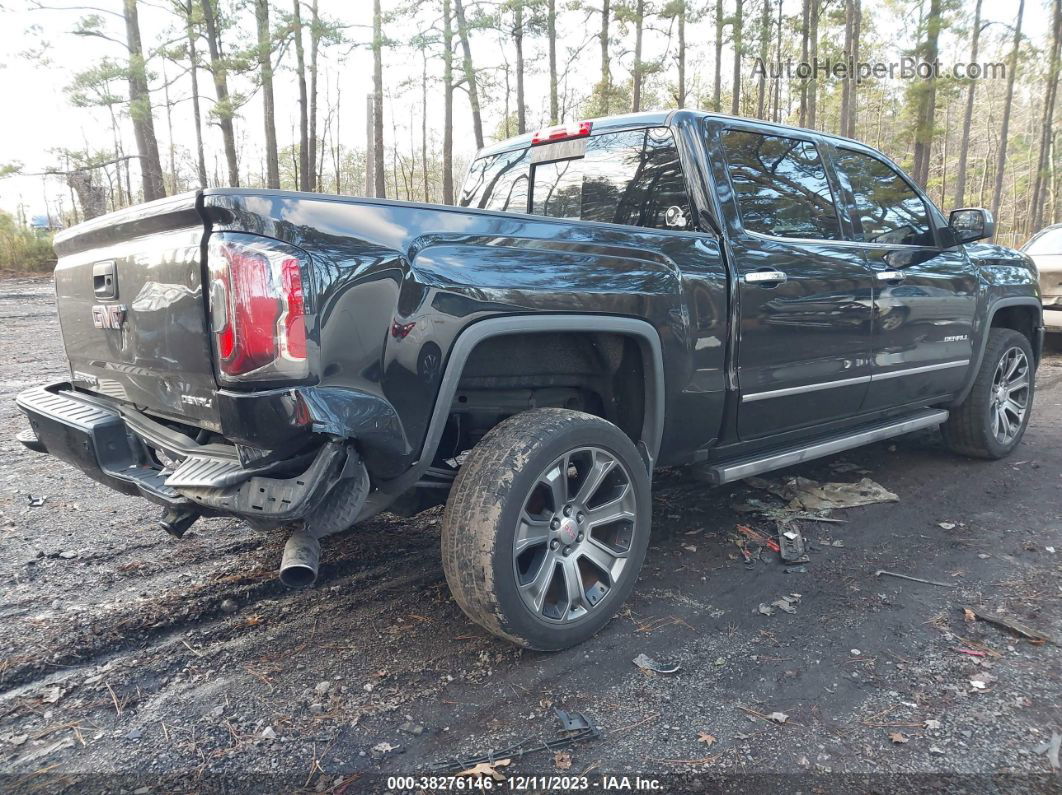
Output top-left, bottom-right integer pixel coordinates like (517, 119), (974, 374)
(512, 447), (638, 623)
(990, 346), (1030, 445)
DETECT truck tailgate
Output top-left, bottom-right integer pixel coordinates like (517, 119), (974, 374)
(53, 192), (221, 428)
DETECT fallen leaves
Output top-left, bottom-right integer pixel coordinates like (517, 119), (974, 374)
(457, 759), (511, 781)
(553, 751), (572, 770)
(889, 732), (910, 744)
(697, 731), (716, 746)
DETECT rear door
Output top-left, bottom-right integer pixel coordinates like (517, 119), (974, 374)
(827, 145), (979, 410)
(52, 193), (220, 428)
(709, 122), (875, 440)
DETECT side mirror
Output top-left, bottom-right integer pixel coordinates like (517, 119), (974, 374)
(949, 208), (995, 244)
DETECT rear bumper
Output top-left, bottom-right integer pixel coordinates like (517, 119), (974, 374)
(16, 382), (364, 524)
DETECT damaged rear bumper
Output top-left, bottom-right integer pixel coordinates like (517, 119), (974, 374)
(15, 383), (365, 525)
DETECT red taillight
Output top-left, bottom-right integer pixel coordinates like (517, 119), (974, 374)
(207, 234), (310, 381)
(531, 120), (593, 145)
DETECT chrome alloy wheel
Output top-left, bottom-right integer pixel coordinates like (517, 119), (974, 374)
(512, 447), (638, 623)
(990, 346), (1030, 445)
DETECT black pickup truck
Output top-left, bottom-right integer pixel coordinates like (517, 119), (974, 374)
(17, 110), (1043, 650)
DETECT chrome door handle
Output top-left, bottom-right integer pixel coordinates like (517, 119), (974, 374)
(744, 270), (788, 285)
(876, 270), (906, 281)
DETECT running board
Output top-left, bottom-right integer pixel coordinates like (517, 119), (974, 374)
(703, 409), (949, 485)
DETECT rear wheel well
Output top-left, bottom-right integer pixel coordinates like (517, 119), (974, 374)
(435, 331), (648, 465)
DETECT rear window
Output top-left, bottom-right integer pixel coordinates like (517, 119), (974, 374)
(720, 129), (842, 240)
(459, 127), (693, 231)
(1024, 227), (1062, 255)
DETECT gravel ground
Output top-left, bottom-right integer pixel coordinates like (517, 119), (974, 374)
(0, 276), (1059, 792)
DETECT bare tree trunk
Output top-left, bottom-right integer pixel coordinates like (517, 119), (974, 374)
(799, 0), (809, 126)
(548, 0), (558, 123)
(515, 1), (526, 133)
(309, 0), (321, 191)
(677, 2), (686, 108)
(161, 59), (177, 192)
(991, 0), (1025, 221)
(123, 0), (166, 200)
(255, 0), (279, 188)
(185, 0), (208, 189)
(442, 0), (455, 204)
(808, 0), (820, 129)
(773, 0), (782, 122)
(912, 0), (942, 187)
(756, 0), (768, 118)
(292, 0), (310, 190)
(453, 0), (484, 150)
(422, 51), (429, 202)
(952, 0), (982, 208)
(373, 0), (386, 197)
(731, 0), (743, 115)
(845, 0), (860, 137)
(839, 0), (852, 133)
(713, 0), (723, 112)
(200, 0), (238, 186)
(599, 0), (611, 114)
(1031, 0), (1061, 229)
(632, 0), (645, 112)
(364, 93), (374, 196)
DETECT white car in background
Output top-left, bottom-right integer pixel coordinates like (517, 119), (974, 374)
(1023, 223), (1062, 332)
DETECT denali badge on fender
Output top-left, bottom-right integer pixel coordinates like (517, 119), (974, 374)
(91, 304), (127, 330)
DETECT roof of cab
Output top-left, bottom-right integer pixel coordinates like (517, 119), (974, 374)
(473, 108), (869, 159)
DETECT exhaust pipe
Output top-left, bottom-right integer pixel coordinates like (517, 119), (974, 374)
(279, 532), (321, 588)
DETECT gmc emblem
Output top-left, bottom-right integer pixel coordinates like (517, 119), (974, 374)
(91, 304), (127, 329)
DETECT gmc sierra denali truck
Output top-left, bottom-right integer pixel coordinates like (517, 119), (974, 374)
(17, 110), (1043, 650)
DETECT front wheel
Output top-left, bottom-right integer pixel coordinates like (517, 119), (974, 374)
(441, 408), (651, 650)
(943, 328), (1035, 459)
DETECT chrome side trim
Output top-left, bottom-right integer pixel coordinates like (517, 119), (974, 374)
(742, 374), (871, 402)
(706, 409), (949, 484)
(742, 359), (970, 402)
(872, 359), (969, 381)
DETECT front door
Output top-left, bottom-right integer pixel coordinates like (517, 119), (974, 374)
(712, 126), (876, 440)
(828, 145), (980, 410)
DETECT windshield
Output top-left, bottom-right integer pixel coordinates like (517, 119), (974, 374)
(1024, 227), (1062, 255)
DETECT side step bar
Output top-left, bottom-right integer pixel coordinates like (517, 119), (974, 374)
(702, 409), (949, 485)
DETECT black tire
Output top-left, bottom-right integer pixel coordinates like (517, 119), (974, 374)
(441, 408), (651, 650)
(942, 328), (1035, 459)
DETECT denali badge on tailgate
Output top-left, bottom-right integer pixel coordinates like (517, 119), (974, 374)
(91, 304), (127, 330)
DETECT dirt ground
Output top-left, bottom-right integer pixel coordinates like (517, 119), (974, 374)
(0, 276), (1059, 792)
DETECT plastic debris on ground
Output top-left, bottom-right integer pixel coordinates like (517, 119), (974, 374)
(633, 653), (681, 674)
(1034, 732), (1061, 770)
(430, 708), (601, 774)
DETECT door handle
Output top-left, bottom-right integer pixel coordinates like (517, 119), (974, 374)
(744, 270), (788, 286)
(876, 270), (906, 282)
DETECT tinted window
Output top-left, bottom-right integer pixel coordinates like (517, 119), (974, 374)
(833, 149), (934, 246)
(459, 148), (530, 212)
(529, 128), (693, 230)
(720, 130), (841, 240)
(1024, 227), (1062, 255)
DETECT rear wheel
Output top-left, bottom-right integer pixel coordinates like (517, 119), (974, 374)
(943, 328), (1035, 459)
(441, 408), (651, 650)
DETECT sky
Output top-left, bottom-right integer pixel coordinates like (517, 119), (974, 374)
(0, 0), (1054, 221)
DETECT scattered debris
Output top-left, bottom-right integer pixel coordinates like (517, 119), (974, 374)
(553, 751), (572, 770)
(1033, 732), (1061, 770)
(737, 524), (780, 553)
(220, 599), (238, 614)
(697, 731), (716, 746)
(772, 594), (801, 614)
(969, 672), (997, 691)
(924, 720), (942, 730)
(768, 712), (789, 724)
(634, 653), (681, 674)
(40, 685), (64, 704)
(938, 522), (956, 530)
(26, 494), (47, 508)
(772, 476), (899, 513)
(784, 565), (808, 574)
(889, 732), (910, 744)
(776, 523), (809, 563)
(963, 608), (977, 622)
(757, 603), (775, 617)
(953, 648), (987, 658)
(261, 726), (277, 740)
(964, 607), (1058, 645)
(874, 570), (956, 588)
(373, 741), (399, 754)
(457, 760), (511, 781)
(429, 709), (601, 774)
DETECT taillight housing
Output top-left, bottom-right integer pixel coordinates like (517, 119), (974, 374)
(530, 120), (593, 145)
(207, 233), (311, 382)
